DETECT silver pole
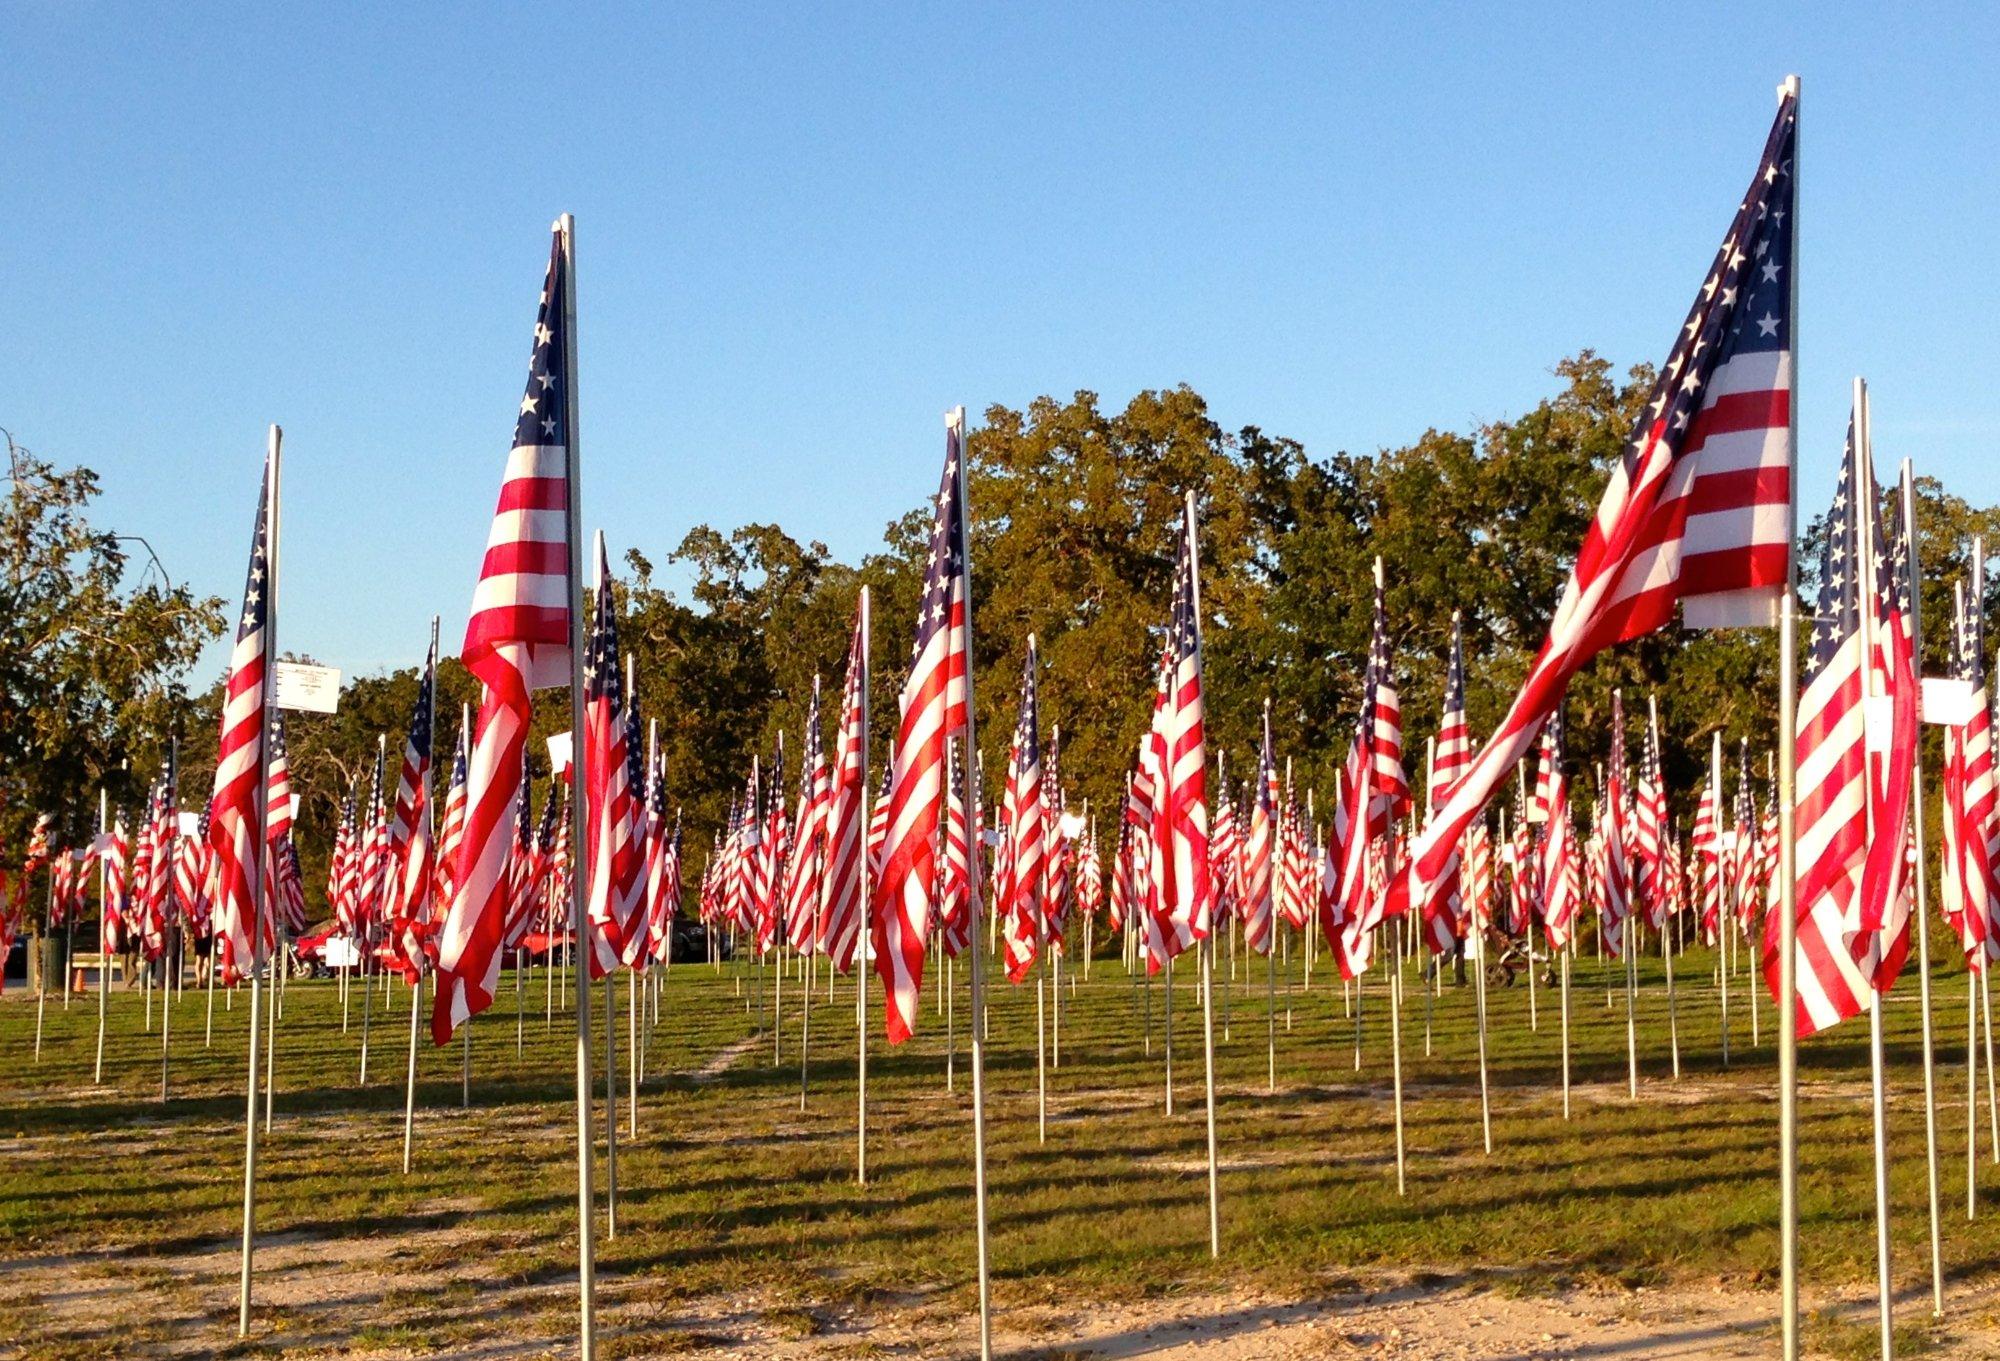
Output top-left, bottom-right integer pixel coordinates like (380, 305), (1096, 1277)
(1186, 493), (1221, 1255)
(1899, 460), (1943, 1315)
(856, 586), (872, 1185)
(949, 407), (995, 1361)
(402, 970), (422, 1173)
(94, 788), (109, 1084)
(557, 213), (598, 1361)
(1857, 378), (1893, 1361)
(1776, 71), (1803, 1361)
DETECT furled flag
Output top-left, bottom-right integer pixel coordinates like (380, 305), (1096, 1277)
(757, 738), (787, 952)
(871, 416), (971, 1044)
(1394, 89), (1798, 921)
(1760, 410), (1918, 1035)
(1537, 712), (1581, 950)
(938, 737), (974, 957)
(782, 682), (830, 954)
(330, 788), (359, 935)
(582, 535), (643, 979)
(266, 715), (306, 938)
(103, 811), (131, 955)
(1693, 777), (1722, 943)
(1332, 560), (1405, 976)
(1044, 728), (1071, 945)
(1147, 505), (1212, 953)
(1209, 764), (1241, 927)
(1421, 612), (1472, 953)
(206, 461), (272, 986)
(998, 643), (1047, 985)
(1632, 699), (1667, 921)
(1074, 817), (1103, 936)
(1600, 693), (1634, 957)
(1943, 577), (1997, 967)
(1245, 707), (1277, 955)
(434, 224), (575, 1045)
(386, 642), (438, 979)
(435, 721), (470, 911)
(820, 599), (869, 971)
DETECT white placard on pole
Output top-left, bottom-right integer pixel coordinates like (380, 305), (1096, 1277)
(273, 662), (343, 714)
(1920, 677), (1976, 726)
(547, 731), (574, 774)
(178, 812), (203, 835)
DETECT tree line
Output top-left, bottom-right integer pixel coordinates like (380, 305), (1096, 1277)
(7, 353), (1998, 927)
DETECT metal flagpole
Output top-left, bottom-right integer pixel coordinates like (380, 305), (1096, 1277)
(94, 788), (109, 1084)
(1775, 73), (1803, 1361)
(238, 422), (279, 1337)
(160, 742), (176, 1103)
(1856, 377), (1894, 1361)
(1473, 881), (1493, 1153)
(599, 556), (621, 1241)
(360, 735), (384, 1085)
(1389, 917), (1407, 1195)
(1264, 700), (1277, 1092)
(1164, 950), (1175, 1113)
(1183, 491), (1221, 1256)
(402, 620), (440, 1172)
(1898, 460), (1944, 1314)
(627, 659), (640, 1136)
(856, 585), (871, 1185)
(556, 213), (599, 1361)
(951, 407), (996, 1361)
(1559, 943), (1572, 1120)
(1714, 733), (1730, 1068)
(1037, 975), (1047, 1144)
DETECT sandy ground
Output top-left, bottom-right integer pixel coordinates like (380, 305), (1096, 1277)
(9, 1214), (2000, 1361)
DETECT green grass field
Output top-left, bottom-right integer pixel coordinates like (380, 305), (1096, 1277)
(4, 932), (1999, 1357)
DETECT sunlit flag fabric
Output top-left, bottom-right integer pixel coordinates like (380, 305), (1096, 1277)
(1245, 712), (1277, 955)
(103, 813), (130, 955)
(1332, 565), (1404, 976)
(266, 715), (306, 938)
(757, 741), (786, 953)
(435, 723), (469, 911)
(939, 737), (974, 957)
(1421, 613), (1471, 953)
(1694, 780), (1722, 943)
(582, 536), (643, 979)
(819, 603), (868, 972)
(434, 226), (573, 1046)
(385, 646), (436, 978)
(1759, 418), (1917, 1035)
(207, 467), (271, 986)
(783, 682), (830, 954)
(1943, 587), (1996, 966)
(1536, 713), (1580, 950)
(1043, 730), (1071, 943)
(998, 645), (1046, 986)
(1599, 693), (1634, 957)
(872, 420), (970, 1044)
(1632, 703), (1667, 921)
(1393, 92), (1798, 924)
(1148, 510), (1212, 952)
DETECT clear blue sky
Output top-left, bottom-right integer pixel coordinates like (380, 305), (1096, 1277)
(9, 4), (1995, 681)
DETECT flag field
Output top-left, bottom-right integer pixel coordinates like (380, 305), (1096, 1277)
(3, 944), (1997, 1356)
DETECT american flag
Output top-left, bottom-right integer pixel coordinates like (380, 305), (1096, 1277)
(208, 463), (272, 987)
(265, 715), (306, 939)
(583, 535), (643, 979)
(1759, 410), (1918, 1036)
(1632, 699), (1668, 922)
(103, 811), (131, 954)
(358, 754), (389, 941)
(1536, 712), (1580, 950)
(1599, 692), (1634, 957)
(1394, 89), (1798, 922)
(1943, 576), (1996, 967)
(386, 644), (437, 977)
(1043, 728), (1071, 944)
(1245, 707), (1277, 955)
(435, 720), (470, 911)
(871, 416), (971, 1044)
(620, 658), (651, 965)
(819, 599), (868, 971)
(1694, 776), (1722, 944)
(1148, 507), (1212, 952)
(1420, 612), (1472, 953)
(434, 225), (575, 1045)
(1332, 561), (1404, 975)
(1209, 769), (1242, 929)
(1507, 777), (1537, 936)
(1074, 817), (1103, 938)
(783, 679), (831, 953)
(998, 643), (1047, 985)
(642, 779), (679, 968)
(757, 738), (787, 952)
(329, 788), (359, 935)
(937, 737), (974, 958)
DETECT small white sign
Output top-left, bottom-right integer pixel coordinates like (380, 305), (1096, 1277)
(547, 731), (574, 774)
(1921, 677), (1977, 727)
(323, 937), (361, 968)
(1058, 811), (1087, 838)
(177, 812), (203, 835)
(273, 662), (343, 714)
(1862, 696), (1896, 752)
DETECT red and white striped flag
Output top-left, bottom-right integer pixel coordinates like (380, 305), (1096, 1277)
(385, 643), (437, 979)
(207, 462), (273, 986)
(819, 599), (869, 971)
(433, 224), (575, 1045)
(582, 535), (643, 978)
(1393, 90), (1798, 922)
(937, 737), (975, 958)
(870, 416), (971, 1044)
(1759, 411), (1918, 1035)
(1599, 692), (1634, 958)
(1148, 507), (1212, 951)
(1244, 707), (1276, 956)
(783, 680), (831, 953)
(1943, 577), (1996, 967)
(1420, 612), (1471, 954)
(1332, 561), (1406, 976)
(997, 644), (1046, 985)
(1536, 713), (1581, 950)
